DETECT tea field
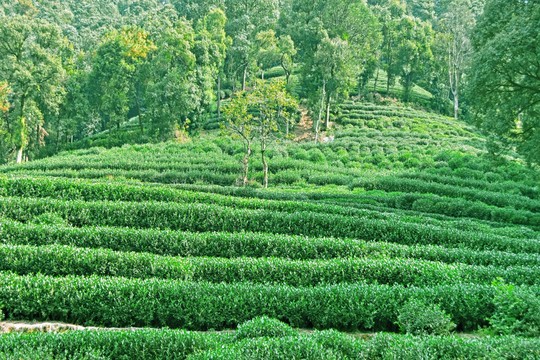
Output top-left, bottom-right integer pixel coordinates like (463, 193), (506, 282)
(0, 103), (539, 359)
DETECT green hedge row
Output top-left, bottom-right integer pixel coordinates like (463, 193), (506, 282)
(399, 172), (539, 200)
(0, 177), (392, 220)
(0, 329), (229, 360)
(3, 329), (539, 360)
(1, 197), (537, 254)
(12, 176), (519, 231)
(188, 332), (540, 360)
(3, 272), (532, 331)
(352, 177), (540, 213)
(5, 169), (240, 186)
(349, 191), (540, 227)
(2, 244), (537, 286)
(3, 220), (537, 267)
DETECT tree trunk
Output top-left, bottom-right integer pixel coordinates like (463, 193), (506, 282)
(325, 95), (331, 129)
(261, 142), (268, 188)
(286, 72), (290, 87)
(242, 143), (251, 186)
(242, 66), (247, 91)
(453, 90), (459, 121)
(217, 73), (221, 121)
(261, 70), (264, 80)
(16, 146), (23, 164)
(315, 80), (326, 143)
(135, 94), (143, 135)
(286, 117), (289, 137)
(373, 66), (380, 94)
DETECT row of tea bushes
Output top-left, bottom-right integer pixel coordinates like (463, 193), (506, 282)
(4, 272), (539, 331)
(1, 244), (537, 286)
(2, 220), (537, 267)
(1, 197), (537, 253)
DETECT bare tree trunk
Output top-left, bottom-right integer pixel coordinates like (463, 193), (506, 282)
(135, 94), (143, 134)
(315, 80), (326, 143)
(261, 70), (264, 80)
(325, 95), (331, 129)
(261, 141), (268, 188)
(242, 142), (251, 186)
(217, 73), (221, 121)
(373, 66), (380, 94)
(16, 146), (23, 164)
(286, 118), (289, 137)
(242, 67), (247, 91)
(453, 90), (459, 121)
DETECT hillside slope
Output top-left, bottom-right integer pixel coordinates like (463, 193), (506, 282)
(0, 103), (539, 357)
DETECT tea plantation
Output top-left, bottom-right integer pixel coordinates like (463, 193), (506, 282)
(0, 103), (539, 359)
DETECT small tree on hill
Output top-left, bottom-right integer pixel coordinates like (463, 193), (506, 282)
(222, 79), (298, 188)
(222, 92), (256, 187)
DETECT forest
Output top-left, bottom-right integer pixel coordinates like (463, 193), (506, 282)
(0, 0), (538, 165)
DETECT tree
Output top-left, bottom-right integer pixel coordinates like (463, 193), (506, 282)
(251, 80), (297, 188)
(0, 15), (66, 163)
(143, 19), (197, 139)
(469, 0), (540, 164)
(222, 80), (297, 188)
(278, 35), (296, 88)
(313, 35), (355, 139)
(222, 91), (256, 187)
(195, 8), (230, 121)
(441, 0), (475, 121)
(89, 26), (156, 134)
(224, 0), (279, 90)
(395, 16), (434, 102)
(255, 30), (279, 80)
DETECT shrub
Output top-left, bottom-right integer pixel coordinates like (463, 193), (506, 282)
(489, 279), (540, 337)
(30, 212), (68, 226)
(307, 148), (326, 163)
(397, 299), (456, 336)
(187, 336), (339, 360)
(235, 317), (296, 340)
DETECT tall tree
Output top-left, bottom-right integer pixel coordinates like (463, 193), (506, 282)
(143, 19), (197, 139)
(278, 35), (296, 88)
(371, 0), (405, 95)
(469, 0), (540, 164)
(441, 0), (475, 121)
(224, 0), (279, 90)
(395, 16), (434, 102)
(195, 8), (230, 121)
(89, 26), (156, 133)
(0, 15), (66, 163)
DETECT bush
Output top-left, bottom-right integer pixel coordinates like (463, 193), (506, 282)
(30, 212), (68, 226)
(489, 279), (540, 337)
(397, 299), (456, 336)
(187, 336), (339, 360)
(235, 317), (296, 340)
(307, 148), (326, 163)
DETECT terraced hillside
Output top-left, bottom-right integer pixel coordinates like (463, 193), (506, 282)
(0, 103), (539, 358)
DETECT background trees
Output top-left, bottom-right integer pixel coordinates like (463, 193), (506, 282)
(0, 0), (537, 165)
(0, 15), (66, 163)
(469, 0), (540, 164)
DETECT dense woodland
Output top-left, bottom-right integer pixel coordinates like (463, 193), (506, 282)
(0, 0), (538, 165)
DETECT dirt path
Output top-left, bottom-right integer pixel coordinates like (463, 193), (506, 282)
(294, 107), (315, 142)
(0, 321), (140, 334)
(0, 321), (483, 338)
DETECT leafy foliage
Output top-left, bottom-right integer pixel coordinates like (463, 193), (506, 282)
(397, 298), (456, 335)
